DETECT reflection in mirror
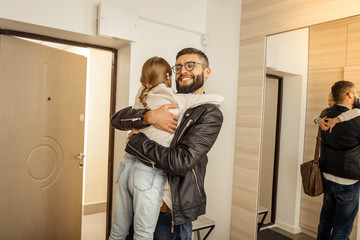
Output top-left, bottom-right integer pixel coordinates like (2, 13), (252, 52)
(258, 28), (309, 235)
(300, 15), (360, 239)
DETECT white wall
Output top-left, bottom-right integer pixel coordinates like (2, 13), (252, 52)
(84, 49), (112, 205)
(127, 19), (203, 104)
(203, 1), (241, 239)
(265, 28), (309, 233)
(0, 0), (207, 39)
(0, 0), (241, 239)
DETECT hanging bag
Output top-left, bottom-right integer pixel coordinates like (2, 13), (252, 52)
(300, 127), (324, 196)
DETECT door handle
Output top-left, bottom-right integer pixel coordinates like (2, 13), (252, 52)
(75, 153), (86, 160)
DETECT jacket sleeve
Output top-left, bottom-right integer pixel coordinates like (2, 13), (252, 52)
(110, 106), (150, 131)
(125, 105), (223, 176)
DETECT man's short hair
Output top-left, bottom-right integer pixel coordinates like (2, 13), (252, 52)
(176, 48), (209, 67)
(331, 80), (355, 103)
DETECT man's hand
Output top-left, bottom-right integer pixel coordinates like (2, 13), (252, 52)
(324, 117), (340, 133)
(142, 104), (179, 133)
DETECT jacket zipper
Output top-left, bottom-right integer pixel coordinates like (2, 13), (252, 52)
(177, 119), (193, 141)
(120, 117), (142, 122)
(168, 119), (193, 233)
(127, 144), (156, 168)
(192, 169), (202, 197)
(169, 175), (174, 233)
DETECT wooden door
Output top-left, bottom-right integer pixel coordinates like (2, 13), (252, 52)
(0, 35), (87, 240)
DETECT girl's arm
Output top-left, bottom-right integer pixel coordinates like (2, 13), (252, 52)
(326, 108), (360, 132)
(338, 108), (360, 122)
(315, 116), (329, 131)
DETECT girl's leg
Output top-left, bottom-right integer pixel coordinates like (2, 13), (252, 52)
(108, 155), (136, 240)
(129, 160), (167, 240)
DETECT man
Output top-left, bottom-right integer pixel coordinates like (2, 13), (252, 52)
(318, 80), (360, 239)
(111, 48), (223, 239)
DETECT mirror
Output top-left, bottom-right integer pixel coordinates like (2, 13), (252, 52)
(258, 28), (309, 234)
(259, 14), (360, 239)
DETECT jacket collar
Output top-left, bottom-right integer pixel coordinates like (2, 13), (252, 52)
(333, 104), (350, 111)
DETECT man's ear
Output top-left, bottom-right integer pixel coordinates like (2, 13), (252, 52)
(204, 67), (211, 82)
(349, 91), (356, 100)
(346, 92), (352, 99)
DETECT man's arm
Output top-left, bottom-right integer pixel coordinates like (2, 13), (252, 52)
(125, 104), (223, 176)
(110, 106), (150, 131)
(110, 104), (179, 133)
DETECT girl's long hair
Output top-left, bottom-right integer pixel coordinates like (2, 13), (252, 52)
(139, 57), (172, 109)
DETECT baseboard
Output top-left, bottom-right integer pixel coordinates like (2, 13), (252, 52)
(275, 220), (302, 234)
(83, 201), (107, 215)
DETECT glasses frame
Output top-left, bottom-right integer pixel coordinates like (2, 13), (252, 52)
(172, 61), (207, 74)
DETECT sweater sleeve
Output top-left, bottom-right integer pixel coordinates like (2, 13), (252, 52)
(338, 108), (360, 122)
(174, 93), (224, 111)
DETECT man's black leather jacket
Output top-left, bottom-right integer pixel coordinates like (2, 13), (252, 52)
(110, 104), (223, 225)
(320, 105), (360, 179)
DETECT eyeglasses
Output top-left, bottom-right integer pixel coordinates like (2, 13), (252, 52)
(171, 61), (207, 74)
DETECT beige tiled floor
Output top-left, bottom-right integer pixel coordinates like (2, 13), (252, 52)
(80, 212), (210, 240)
(271, 227), (316, 240)
(81, 213), (317, 240)
(82, 212), (107, 240)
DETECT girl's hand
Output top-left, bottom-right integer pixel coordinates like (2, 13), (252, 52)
(318, 117), (329, 131)
(324, 117), (340, 133)
(128, 128), (139, 138)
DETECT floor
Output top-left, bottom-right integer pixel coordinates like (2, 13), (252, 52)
(81, 212), (202, 239)
(81, 212), (317, 240)
(82, 212), (107, 240)
(270, 227), (316, 240)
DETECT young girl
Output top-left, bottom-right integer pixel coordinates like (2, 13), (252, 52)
(108, 56), (223, 240)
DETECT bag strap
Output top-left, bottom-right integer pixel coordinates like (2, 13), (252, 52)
(314, 127), (321, 163)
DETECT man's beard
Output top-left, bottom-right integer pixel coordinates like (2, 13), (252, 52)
(353, 97), (360, 109)
(176, 72), (204, 93)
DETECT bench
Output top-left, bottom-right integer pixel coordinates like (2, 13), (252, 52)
(258, 205), (268, 232)
(192, 216), (215, 240)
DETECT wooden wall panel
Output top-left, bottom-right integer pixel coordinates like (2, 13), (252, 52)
(308, 22), (347, 70)
(344, 66), (360, 83)
(347, 22), (360, 66)
(240, 0), (360, 40)
(231, 37), (266, 240)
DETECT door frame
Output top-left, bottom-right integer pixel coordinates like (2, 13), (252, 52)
(265, 73), (283, 224)
(0, 28), (117, 238)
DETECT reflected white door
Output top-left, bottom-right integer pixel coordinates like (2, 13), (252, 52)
(259, 76), (279, 224)
(0, 35), (87, 240)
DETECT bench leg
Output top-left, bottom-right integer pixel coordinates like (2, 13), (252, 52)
(258, 211), (268, 232)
